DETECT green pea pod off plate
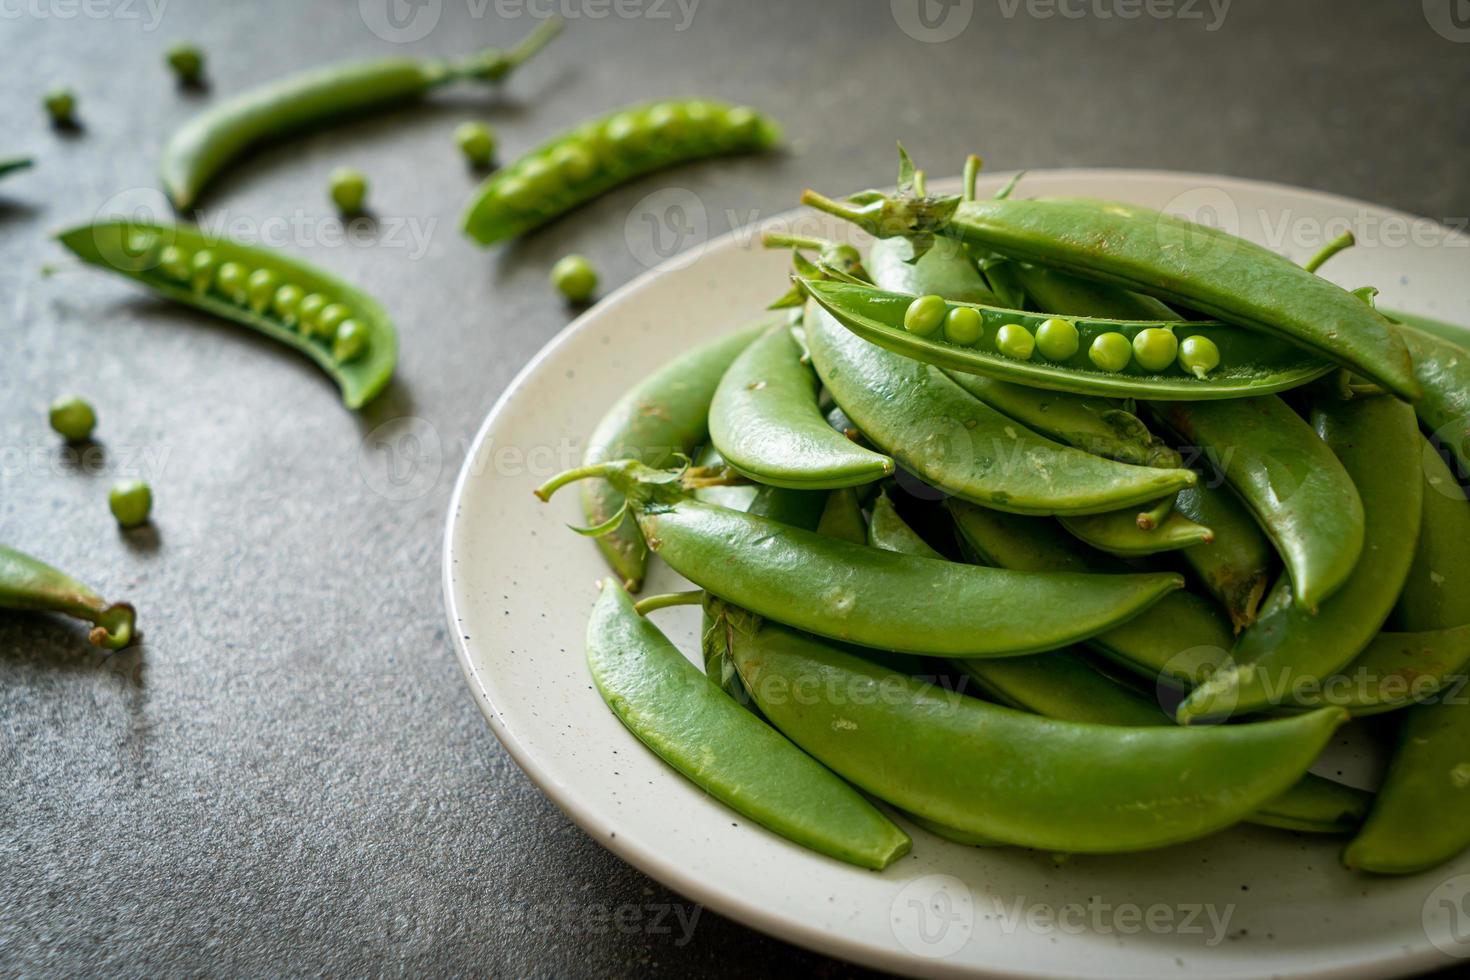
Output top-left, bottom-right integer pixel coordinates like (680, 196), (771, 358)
(446, 170), (1470, 977)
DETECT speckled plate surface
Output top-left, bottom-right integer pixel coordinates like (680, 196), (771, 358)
(444, 171), (1470, 979)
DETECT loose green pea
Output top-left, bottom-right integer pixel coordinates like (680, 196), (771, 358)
(44, 88), (76, 126)
(904, 295), (947, 337)
(551, 254), (598, 303)
(246, 268), (278, 312)
(159, 245), (190, 281)
(1035, 317), (1080, 361)
(1090, 332), (1133, 372)
(296, 293), (328, 333)
(943, 306), (984, 346)
(329, 167), (368, 215)
(1179, 335), (1222, 378)
(995, 324), (1036, 360)
(332, 320), (368, 363)
(1133, 327), (1179, 372)
(166, 43), (205, 83)
(49, 395), (96, 442)
(215, 261), (248, 302)
(109, 479), (152, 528)
(550, 142), (596, 183)
(272, 284), (305, 323)
(189, 250), (216, 292)
(455, 121), (496, 167)
(315, 303), (350, 341)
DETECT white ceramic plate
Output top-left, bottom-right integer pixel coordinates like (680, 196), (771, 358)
(444, 171), (1470, 979)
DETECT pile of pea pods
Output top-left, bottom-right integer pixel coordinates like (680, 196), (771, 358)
(537, 149), (1470, 873)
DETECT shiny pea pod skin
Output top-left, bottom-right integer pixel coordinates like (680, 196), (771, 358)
(1393, 439), (1470, 632)
(462, 100), (780, 245)
(708, 322), (893, 489)
(804, 304), (1197, 516)
(802, 278), (1332, 400)
(864, 235), (1001, 305)
(1058, 507), (1213, 556)
(0, 543), (135, 650)
(1177, 395), (1423, 723)
(1173, 484), (1274, 632)
(1154, 395), (1365, 611)
(582, 321), (768, 591)
(729, 620), (1348, 852)
(586, 580), (910, 870)
(934, 196), (1418, 399)
(867, 492), (941, 558)
(1290, 623), (1470, 717)
(1389, 315), (1470, 479)
(1010, 263), (1179, 321)
(57, 220), (396, 409)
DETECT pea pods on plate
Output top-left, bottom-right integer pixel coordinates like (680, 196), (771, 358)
(1, 543), (135, 649)
(1173, 483), (1274, 632)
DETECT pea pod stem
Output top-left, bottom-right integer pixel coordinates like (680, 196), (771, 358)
(450, 17), (563, 82)
(1303, 231), (1356, 274)
(633, 590), (704, 615)
(0, 544), (136, 650)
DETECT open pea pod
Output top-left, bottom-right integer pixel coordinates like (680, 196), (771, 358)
(800, 278), (1332, 400)
(58, 220), (396, 410)
(1, 544), (136, 650)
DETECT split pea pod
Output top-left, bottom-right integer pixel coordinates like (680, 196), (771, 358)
(582, 320), (769, 591)
(1177, 394), (1422, 723)
(161, 20), (562, 209)
(1, 544), (136, 649)
(708, 321), (894, 489)
(463, 99), (780, 245)
(587, 580), (910, 870)
(1173, 483), (1274, 632)
(538, 461), (1184, 657)
(58, 219), (397, 409)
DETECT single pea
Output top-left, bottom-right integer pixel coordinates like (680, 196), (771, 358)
(903, 295), (947, 337)
(646, 102), (687, 143)
(550, 254), (598, 303)
(518, 156), (559, 197)
(550, 142), (596, 183)
(455, 121), (496, 168)
(1035, 317), (1080, 361)
(1132, 328), (1180, 372)
(329, 167), (368, 215)
(942, 306), (984, 346)
(48, 395), (96, 442)
(296, 293), (328, 333)
(995, 323), (1036, 360)
(332, 320), (368, 363)
(603, 112), (647, 155)
(246, 268), (278, 312)
(1090, 332), (1133, 372)
(315, 302), (351, 341)
(215, 261), (249, 302)
(493, 175), (533, 212)
(159, 245), (190, 281)
(44, 88), (76, 126)
(722, 105), (760, 143)
(126, 229), (161, 265)
(109, 479), (152, 529)
(272, 284), (305, 323)
(189, 249), (216, 292)
(166, 43), (205, 83)
(683, 101), (715, 133)
(1179, 335), (1222, 378)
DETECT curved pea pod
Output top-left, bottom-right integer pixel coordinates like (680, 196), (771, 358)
(1010, 263), (1179, 321)
(803, 304), (1198, 516)
(801, 278), (1333, 401)
(587, 580), (910, 870)
(1177, 395), (1422, 723)
(708, 322), (893, 489)
(1058, 507), (1213, 556)
(728, 618), (1349, 852)
(161, 20), (562, 209)
(0, 156), (34, 181)
(1153, 395), (1364, 611)
(1288, 624), (1470, 717)
(463, 100), (780, 245)
(539, 461), (1184, 658)
(1173, 484), (1273, 632)
(0, 544), (136, 650)
(1388, 315), (1470, 478)
(1393, 438), (1470, 632)
(582, 320), (769, 591)
(57, 220), (396, 410)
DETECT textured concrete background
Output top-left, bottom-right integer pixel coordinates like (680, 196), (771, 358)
(2, 0), (1467, 975)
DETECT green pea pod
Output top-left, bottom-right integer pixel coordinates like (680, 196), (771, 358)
(463, 100), (780, 245)
(804, 304), (1198, 516)
(161, 20), (561, 209)
(587, 579), (910, 870)
(1010, 263), (1179, 321)
(803, 278), (1332, 401)
(0, 156), (34, 181)
(1058, 507), (1213, 556)
(815, 487), (868, 544)
(863, 235), (1001, 305)
(57, 220), (397, 410)
(1173, 484), (1273, 632)
(1153, 395), (1364, 611)
(1388, 316), (1470, 479)
(728, 617), (1348, 852)
(1393, 438), (1470, 632)
(867, 492), (941, 558)
(1177, 395), (1422, 723)
(1288, 624), (1470, 716)
(0, 544), (136, 650)
(582, 321), (768, 590)
(540, 461), (1184, 658)
(708, 322), (894, 489)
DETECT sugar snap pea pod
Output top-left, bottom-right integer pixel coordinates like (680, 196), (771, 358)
(1385, 314), (1470, 478)
(802, 278), (1333, 400)
(539, 461), (1183, 657)
(1393, 439), (1470, 631)
(1177, 395), (1422, 723)
(1011, 263), (1179, 321)
(803, 304), (1197, 516)
(58, 220), (396, 410)
(867, 492), (941, 558)
(708, 322), (894, 489)
(1153, 395), (1365, 611)
(0, 156), (34, 181)
(161, 20), (561, 209)
(863, 234), (1001, 305)
(728, 618), (1348, 852)
(463, 100), (780, 245)
(0, 544), (136, 650)
(582, 320), (769, 591)
(1288, 624), (1470, 716)
(1058, 507), (1213, 556)
(1173, 484), (1273, 632)
(587, 579), (910, 869)
(815, 487), (867, 544)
